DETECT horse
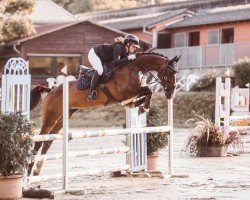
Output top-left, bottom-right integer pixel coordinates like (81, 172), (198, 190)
(28, 52), (180, 176)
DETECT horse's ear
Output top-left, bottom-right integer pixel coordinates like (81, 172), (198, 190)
(175, 55), (181, 63)
(171, 55), (181, 63)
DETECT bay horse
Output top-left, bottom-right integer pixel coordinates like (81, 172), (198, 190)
(28, 52), (180, 176)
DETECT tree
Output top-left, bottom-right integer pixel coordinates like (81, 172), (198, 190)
(0, 0), (36, 44)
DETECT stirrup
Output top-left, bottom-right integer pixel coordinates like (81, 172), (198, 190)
(87, 90), (98, 101)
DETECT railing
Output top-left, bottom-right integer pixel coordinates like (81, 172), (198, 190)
(156, 42), (250, 69)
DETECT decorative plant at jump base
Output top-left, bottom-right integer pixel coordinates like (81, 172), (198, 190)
(0, 112), (35, 199)
(146, 105), (168, 169)
(182, 112), (241, 157)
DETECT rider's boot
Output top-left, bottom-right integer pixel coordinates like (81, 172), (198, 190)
(87, 71), (101, 101)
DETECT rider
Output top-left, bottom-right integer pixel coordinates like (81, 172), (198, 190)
(87, 34), (140, 101)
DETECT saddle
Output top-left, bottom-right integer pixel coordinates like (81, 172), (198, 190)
(77, 64), (114, 90)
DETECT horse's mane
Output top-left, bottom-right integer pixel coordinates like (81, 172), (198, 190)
(135, 52), (168, 60)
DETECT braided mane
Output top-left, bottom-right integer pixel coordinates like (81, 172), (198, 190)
(136, 52), (168, 60)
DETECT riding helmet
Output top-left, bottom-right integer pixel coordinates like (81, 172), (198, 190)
(124, 34), (140, 48)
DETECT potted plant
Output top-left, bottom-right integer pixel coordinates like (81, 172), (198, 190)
(182, 113), (240, 157)
(0, 112), (34, 199)
(146, 106), (168, 170)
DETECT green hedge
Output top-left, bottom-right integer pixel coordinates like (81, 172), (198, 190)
(151, 92), (215, 127)
(31, 92), (216, 128)
(234, 60), (250, 88)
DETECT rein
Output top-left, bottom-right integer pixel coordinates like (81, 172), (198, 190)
(126, 59), (174, 91)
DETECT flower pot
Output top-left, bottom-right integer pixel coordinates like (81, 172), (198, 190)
(147, 155), (159, 170)
(0, 174), (23, 200)
(198, 146), (228, 157)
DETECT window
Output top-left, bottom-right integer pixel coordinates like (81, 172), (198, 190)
(188, 31), (200, 46)
(174, 33), (186, 47)
(29, 57), (53, 76)
(208, 30), (219, 44)
(221, 28), (234, 44)
(56, 57), (80, 76)
(29, 56), (81, 77)
(157, 33), (172, 49)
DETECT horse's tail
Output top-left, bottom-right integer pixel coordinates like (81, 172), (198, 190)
(30, 86), (52, 111)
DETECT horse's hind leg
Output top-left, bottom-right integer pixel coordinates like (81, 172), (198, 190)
(138, 87), (152, 115)
(28, 112), (61, 176)
(33, 109), (78, 176)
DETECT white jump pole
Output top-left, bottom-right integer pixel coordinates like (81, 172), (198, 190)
(63, 76), (69, 190)
(168, 99), (173, 175)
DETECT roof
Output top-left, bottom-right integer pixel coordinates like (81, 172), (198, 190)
(167, 5), (250, 28)
(100, 9), (190, 30)
(29, 0), (77, 24)
(76, 0), (225, 21)
(6, 20), (150, 46)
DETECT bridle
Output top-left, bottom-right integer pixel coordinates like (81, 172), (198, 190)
(127, 59), (178, 92)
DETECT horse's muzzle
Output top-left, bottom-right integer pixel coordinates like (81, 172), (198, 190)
(165, 89), (175, 99)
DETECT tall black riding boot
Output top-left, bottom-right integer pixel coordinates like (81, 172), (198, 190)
(87, 71), (101, 101)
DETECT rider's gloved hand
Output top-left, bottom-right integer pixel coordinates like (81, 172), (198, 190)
(127, 54), (136, 60)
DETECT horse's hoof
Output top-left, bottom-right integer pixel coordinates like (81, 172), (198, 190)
(27, 169), (32, 176)
(138, 106), (145, 115)
(33, 171), (40, 176)
(68, 133), (73, 141)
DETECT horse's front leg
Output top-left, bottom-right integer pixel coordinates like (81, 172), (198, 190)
(137, 86), (152, 115)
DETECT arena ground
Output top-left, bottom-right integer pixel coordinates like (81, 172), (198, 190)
(24, 128), (250, 200)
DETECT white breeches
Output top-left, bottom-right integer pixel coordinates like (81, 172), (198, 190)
(88, 48), (104, 75)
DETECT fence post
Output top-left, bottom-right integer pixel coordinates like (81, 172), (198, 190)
(63, 76), (69, 190)
(168, 99), (173, 175)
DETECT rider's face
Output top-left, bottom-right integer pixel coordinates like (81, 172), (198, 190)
(129, 44), (137, 53)
(126, 43), (137, 53)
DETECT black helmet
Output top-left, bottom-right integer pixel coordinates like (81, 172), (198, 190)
(124, 34), (140, 48)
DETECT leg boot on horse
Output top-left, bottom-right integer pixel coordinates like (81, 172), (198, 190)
(87, 70), (101, 101)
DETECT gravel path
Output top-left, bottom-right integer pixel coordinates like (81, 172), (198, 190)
(25, 128), (250, 200)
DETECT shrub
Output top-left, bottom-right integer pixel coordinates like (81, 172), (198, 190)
(190, 74), (216, 92)
(233, 57), (250, 88)
(147, 105), (168, 155)
(0, 112), (35, 177)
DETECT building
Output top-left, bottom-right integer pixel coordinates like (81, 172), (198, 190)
(99, 9), (193, 44)
(0, 21), (150, 80)
(77, 0), (247, 44)
(29, 0), (77, 25)
(0, 0), (150, 81)
(155, 5), (250, 71)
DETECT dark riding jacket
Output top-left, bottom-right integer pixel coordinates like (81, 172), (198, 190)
(94, 43), (129, 66)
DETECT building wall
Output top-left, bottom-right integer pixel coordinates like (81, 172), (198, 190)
(0, 21), (148, 81)
(20, 21), (126, 66)
(170, 21), (250, 46)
